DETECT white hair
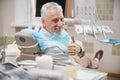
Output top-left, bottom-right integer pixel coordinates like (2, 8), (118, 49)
(41, 2), (63, 18)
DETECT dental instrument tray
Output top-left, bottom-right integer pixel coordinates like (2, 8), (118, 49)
(99, 39), (120, 45)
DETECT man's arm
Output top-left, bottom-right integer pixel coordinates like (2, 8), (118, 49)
(68, 36), (84, 55)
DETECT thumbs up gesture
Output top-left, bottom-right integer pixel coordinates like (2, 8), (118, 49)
(68, 36), (81, 55)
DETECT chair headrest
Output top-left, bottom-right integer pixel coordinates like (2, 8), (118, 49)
(15, 32), (40, 54)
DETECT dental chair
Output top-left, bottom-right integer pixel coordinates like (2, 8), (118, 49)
(15, 18), (81, 61)
(7, 18), (107, 80)
(14, 30), (107, 80)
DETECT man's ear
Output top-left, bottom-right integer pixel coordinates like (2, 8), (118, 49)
(41, 18), (44, 24)
(41, 18), (45, 28)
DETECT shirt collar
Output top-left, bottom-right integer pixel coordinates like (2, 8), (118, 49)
(40, 28), (53, 38)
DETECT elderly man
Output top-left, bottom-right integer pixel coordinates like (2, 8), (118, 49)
(39, 2), (103, 68)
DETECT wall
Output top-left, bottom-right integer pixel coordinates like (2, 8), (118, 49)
(96, 0), (120, 74)
(0, 0), (3, 36)
(1, 0), (15, 36)
(72, 0), (120, 74)
(0, 0), (15, 45)
(14, 0), (31, 25)
(0, 0), (30, 45)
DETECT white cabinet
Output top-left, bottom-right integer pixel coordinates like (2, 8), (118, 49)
(14, 0), (31, 26)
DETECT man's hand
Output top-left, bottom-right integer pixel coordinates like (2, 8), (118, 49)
(68, 36), (81, 55)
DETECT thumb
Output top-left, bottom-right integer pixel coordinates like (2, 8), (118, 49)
(71, 36), (75, 43)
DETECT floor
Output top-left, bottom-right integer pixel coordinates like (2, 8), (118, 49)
(108, 77), (120, 80)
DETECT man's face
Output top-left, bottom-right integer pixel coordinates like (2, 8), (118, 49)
(42, 9), (64, 35)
